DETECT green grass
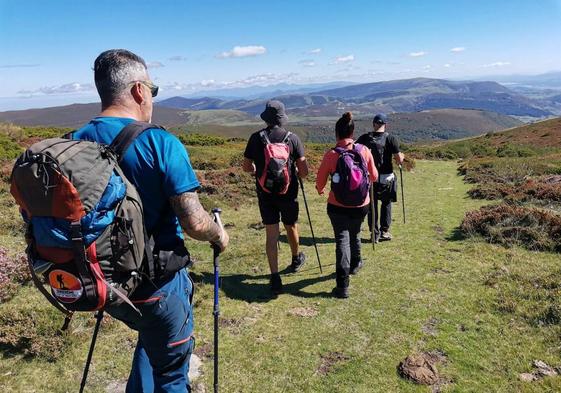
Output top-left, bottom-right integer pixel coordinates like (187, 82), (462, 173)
(2, 159), (561, 392)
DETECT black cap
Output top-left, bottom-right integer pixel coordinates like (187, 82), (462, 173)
(260, 100), (288, 126)
(373, 113), (387, 125)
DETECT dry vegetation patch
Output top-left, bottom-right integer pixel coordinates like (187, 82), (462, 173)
(461, 204), (561, 252)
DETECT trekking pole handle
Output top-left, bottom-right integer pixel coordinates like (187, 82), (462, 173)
(211, 208), (223, 254)
(212, 208), (223, 228)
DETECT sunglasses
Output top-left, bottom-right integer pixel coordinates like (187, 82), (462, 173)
(129, 80), (159, 97)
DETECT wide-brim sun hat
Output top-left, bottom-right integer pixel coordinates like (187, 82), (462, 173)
(260, 100), (288, 126)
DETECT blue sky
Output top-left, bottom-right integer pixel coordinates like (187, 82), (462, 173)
(1, 0), (561, 110)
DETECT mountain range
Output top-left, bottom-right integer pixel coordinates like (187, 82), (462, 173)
(0, 77), (559, 143)
(157, 77), (559, 118)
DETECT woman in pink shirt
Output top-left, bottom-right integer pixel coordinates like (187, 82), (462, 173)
(316, 112), (378, 298)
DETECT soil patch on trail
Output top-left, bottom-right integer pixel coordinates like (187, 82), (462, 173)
(398, 351), (448, 387)
(218, 316), (258, 334)
(248, 222), (264, 230)
(288, 306), (319, 318)
(421, 317), (439, 336)
(194, 342), (213, 360)
(316, 351), (351, 376)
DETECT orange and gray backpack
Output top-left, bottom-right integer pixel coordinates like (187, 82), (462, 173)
(10, 122), (181, 322)
(257, 130), (292, 195)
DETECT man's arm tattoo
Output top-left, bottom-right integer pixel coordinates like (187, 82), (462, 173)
(170, 192), (221, 242)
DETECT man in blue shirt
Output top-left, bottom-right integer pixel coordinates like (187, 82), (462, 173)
(74, 49), (229, 393)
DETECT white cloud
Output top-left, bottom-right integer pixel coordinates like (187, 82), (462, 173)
(450, 47), (466, 53)
(18, 82), (95, 96)
(308, 48), (322, 54)
(299, 59), (316, 67)
(147, 61), (165, 69)
(218, 45), (267, 58)
(161, 72), (300, 93)
(423, 65), (432, 70)
(482, 61), (511, 68)
(444, 63), (452, 68)
(409, 51), (427, 57)
(168, 56), (187, 61)
(334, 54), (354, 64)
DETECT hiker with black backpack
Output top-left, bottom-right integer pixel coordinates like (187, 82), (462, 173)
(243, 100), (309, 295)
(11, 49), (229, 393)
(316, 112), (378, 298)
(356, 114), (405, 242)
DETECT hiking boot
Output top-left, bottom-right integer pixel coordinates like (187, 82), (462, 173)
(290, 252), (306, 272)
(380, 231), (393, 241)
(350, 260), (364, 275)
(332, 286), (349, 299)
(270, 273), (283, 294)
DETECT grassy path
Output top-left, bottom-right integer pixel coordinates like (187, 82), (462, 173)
(1, 160), (560, 392)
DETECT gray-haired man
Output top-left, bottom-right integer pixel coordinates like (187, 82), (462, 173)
(73, 49), (228, 392)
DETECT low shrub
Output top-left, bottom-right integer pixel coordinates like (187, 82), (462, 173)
(461, 204), (561, 252)
(178, 133), (226, 146)
(0, 134), (24, 161)
(0, 247), (29, 303)
(496, 144), (536, 158)
(0, 308), (69, 361)
(23, 126), (71, 140)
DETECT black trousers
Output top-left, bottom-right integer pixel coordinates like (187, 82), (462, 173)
(368, 181), (396, 234)
(328, 210), (366, 289)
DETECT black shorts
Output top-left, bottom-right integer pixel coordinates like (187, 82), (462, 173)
(258, 196), (299, 225)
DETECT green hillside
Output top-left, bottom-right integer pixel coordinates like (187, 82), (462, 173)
(0, 125), (560, 392)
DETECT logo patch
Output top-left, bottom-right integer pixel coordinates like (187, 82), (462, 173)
(49, 270), (83, 303)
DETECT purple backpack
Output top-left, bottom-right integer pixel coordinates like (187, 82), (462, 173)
(331, 144), (370, 206)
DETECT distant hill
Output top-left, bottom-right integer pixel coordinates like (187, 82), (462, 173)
(408, 116), (561, 160)
(0, 103), (195, 128)
(158, 78), (555, 118)
(491, 71), (561, 89)
(0, 103), (523, 144)
(302, 109), (523, 143)
(315, 78), (551, 117)
(467, 116), (561, 149)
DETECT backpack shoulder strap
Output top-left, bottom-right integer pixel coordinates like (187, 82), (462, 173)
(333, 146), (345, 155)
(259, 130), (271, 145)
(281, 131), (292, 144)
(62, 130), (75, 140)
(110, 121), (164, 162)
(378, 132), (389, 146)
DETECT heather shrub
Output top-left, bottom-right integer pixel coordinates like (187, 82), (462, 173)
(0, 247), (30, 303)
(0, 308), (69, 361)
(461, 204), (561, 252)
(178, 133), (226, 146)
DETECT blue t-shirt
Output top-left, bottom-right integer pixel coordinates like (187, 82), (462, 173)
(73, 117), (200, 250)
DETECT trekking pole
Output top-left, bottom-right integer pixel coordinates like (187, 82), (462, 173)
(211, 208), (223, 393)
(79, 310), (104, 393)
(370, 184), (375, 251)
(399, 165), (406, 224)
(298, 177), (323, 274)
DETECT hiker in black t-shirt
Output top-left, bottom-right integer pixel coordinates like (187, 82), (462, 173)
(243, 100), (309, 294)
(356, 113), (405, 242)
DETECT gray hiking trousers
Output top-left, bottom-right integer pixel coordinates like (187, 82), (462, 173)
(328, 210), (365, 288)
